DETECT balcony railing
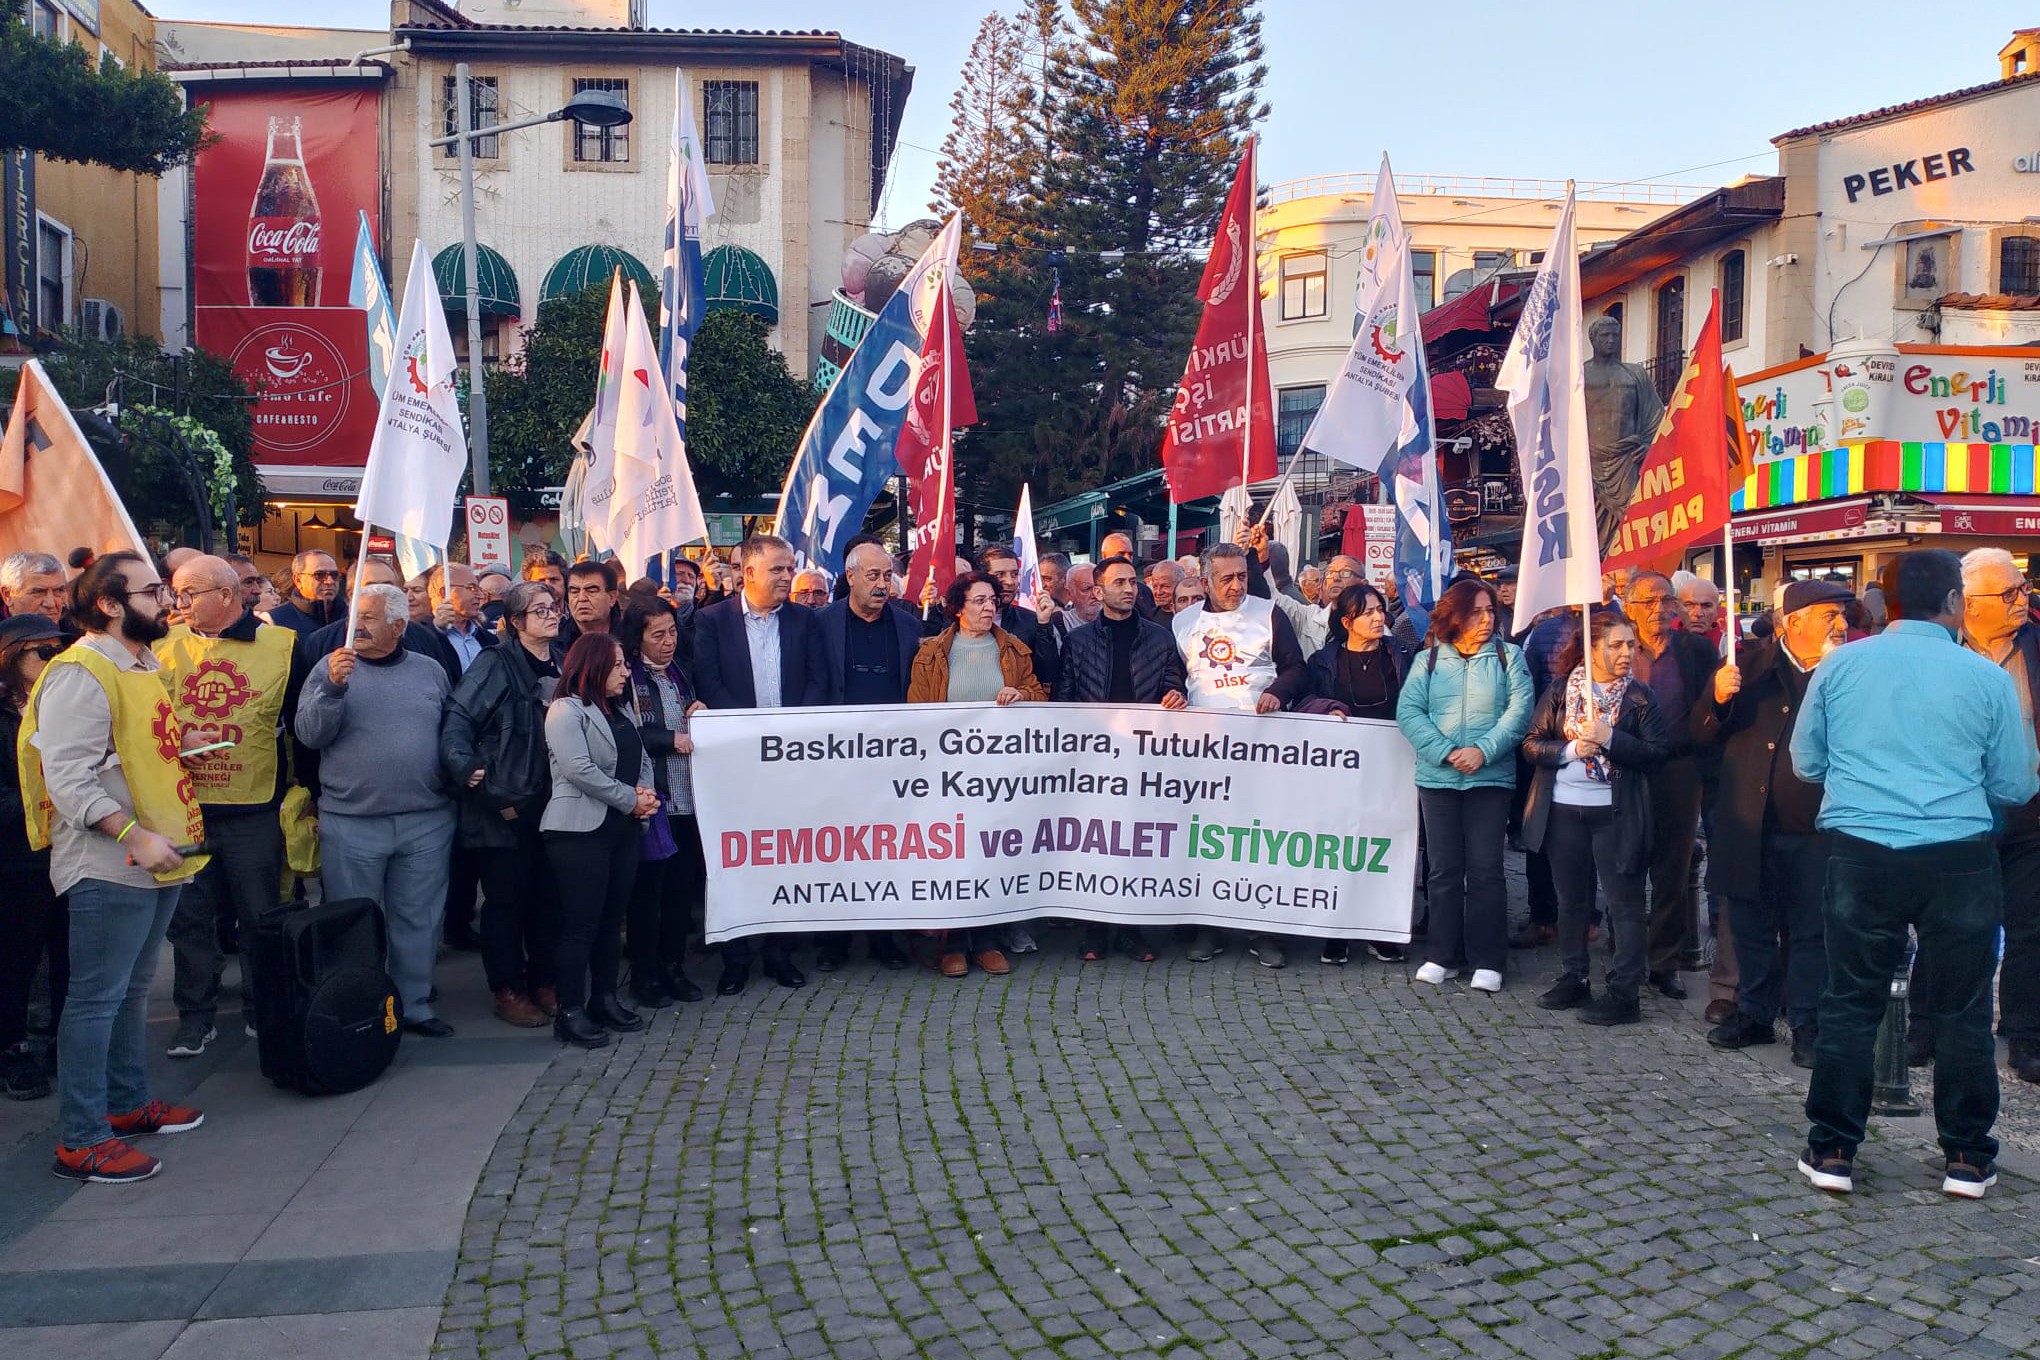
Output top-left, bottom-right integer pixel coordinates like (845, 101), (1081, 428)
(1643, 352), (1686, 406)
(1264, 174), (1712, 208)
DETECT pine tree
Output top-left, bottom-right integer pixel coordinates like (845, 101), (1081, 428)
(929, 12), (1034, 248)
(954, 0), (1269, 514)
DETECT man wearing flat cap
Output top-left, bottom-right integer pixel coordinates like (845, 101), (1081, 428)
(1692, 578), (1851, 1070)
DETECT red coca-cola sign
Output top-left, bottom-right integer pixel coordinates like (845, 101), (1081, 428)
(195, 307), (378, 472)
(191, 84), (381, 474)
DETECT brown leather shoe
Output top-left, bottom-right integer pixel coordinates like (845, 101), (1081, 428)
(1704, 999), (1736, 1025)
(971, 949), (1010, 976)
(530, 986), (559, 1017)
(939, 952), (968, 978)
(494, 989), (547, 1028)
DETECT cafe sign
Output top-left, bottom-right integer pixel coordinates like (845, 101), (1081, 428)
(1740, 342), (2040, 463)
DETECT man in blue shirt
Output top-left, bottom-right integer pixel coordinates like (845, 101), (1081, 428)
(1790, 549), (2039, 1200)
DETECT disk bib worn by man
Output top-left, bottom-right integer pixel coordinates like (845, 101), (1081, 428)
(156, 555), (305, 1058)
(1171, 542), (1306, 966)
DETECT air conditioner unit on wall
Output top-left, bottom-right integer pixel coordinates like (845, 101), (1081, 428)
(82, 298), (123, 342)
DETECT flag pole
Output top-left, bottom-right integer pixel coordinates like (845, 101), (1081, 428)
(345, 525), (371, 644)
(924, 283), (955, 623)
(1239, 133), (1259, 506)
(1254, 444), (1310, 531)
(1721, 520), (1737, 668)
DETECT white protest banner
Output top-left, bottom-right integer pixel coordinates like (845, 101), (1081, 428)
(690, 702), (1419, 943)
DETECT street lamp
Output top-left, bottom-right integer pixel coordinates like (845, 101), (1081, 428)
(427, 66), (634, 495)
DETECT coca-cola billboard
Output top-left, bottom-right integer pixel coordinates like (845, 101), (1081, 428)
(192, 88), (375, 311)
(191, 84), (382, 474)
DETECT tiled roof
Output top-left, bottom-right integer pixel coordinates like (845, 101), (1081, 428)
(399, 22), (845, 37)
(1774, 69), (2040, 141)
(163, 59), (392, 74)
(1941, 292), (2040, 312)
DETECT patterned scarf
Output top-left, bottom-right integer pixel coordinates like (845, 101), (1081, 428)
(1562, 666), (1629, 784)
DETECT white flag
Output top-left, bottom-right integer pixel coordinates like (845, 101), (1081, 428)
(579, 273), (628, 553)
(1300, 227), (1421, 474)
(1012, 483), (1040, 609)
(1353, 152), (1404, 326)
(1218, 484), (1252, 544)
(610, 281), (708, 573)
(353, 240), (465, 546)
(1498, 187), (1601, 629)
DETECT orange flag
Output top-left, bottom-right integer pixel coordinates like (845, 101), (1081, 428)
(0, 360), (148, 563)
(1602, 292), (1734, 574)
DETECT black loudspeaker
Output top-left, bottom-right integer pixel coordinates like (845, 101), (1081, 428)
(250, 898), (402, 1095)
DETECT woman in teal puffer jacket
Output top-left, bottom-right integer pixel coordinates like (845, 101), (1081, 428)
(1396, 578), (1534, 994)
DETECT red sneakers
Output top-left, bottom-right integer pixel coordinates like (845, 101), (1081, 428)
(107, 1099), (205, 1136)
(52, 1137), (161, 1184)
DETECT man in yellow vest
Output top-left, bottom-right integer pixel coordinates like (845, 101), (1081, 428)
(157, 554), (306, 1058)
(20, 551), (210, 1184)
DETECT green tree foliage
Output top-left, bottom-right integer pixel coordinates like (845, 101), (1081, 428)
(486, 286), (813, 501)
(0, 335), (265, 541)
(953, 0), (1268, 511)
(0, 0), (209, 175)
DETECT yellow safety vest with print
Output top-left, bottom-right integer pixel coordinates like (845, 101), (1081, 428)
(153, 622), (294, 806)
(17, 645), (209, 884)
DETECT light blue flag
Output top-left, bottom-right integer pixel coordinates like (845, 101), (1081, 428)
(350, 212), (443, 580)
(652, 70), (716, 576)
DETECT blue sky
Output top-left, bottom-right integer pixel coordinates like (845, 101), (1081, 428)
(162, 0), (2033, 226)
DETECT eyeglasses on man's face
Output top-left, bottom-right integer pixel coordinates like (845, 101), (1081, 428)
(172, 585), (233, 607)
(124, 583), (171, 603)
(1968, 583), (2031, 607)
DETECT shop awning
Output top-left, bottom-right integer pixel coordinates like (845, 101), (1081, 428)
(1729, 498), (1874, 545)
(1911, 493), (2040, 537)
(431, 243), (521, 317)
(703, 245), (779, 324)
(1419, 278), (1521, 342)
(541, 244), (656, 306)
(1431, 371), (1473, 423)
(1731, 440), (2040, 512)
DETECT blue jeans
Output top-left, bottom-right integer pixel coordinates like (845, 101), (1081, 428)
(319, 808), (456, 1022)
(59, 879), (183, 1149)
(1806, 834), (2001, 1163)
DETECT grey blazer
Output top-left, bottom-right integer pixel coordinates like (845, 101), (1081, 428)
(540, 696), (651, 833)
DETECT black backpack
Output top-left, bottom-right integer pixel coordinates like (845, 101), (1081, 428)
(250, 898), (402, 1096)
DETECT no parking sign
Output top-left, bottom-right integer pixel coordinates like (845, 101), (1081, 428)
(466, 496), (511, 568)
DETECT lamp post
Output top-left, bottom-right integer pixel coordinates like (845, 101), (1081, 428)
(427, 67), (632, 496)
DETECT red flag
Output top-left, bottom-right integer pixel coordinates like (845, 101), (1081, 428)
(1603, 291), (1733, 574)
(901, 280), (977, 602)
(1160, 140), (1276, 504)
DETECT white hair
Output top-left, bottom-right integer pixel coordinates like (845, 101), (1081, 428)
(0, 551), (62, 593)
(1677, 575), (1720, 603)
(1962, 546), (2021, 591)
(357, 583), (407, 626)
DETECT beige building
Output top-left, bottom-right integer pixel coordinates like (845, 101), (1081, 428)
(13, 0), (162, 343)
(1259, 175), (1701, 455)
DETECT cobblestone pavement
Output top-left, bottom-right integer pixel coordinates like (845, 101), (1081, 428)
(431, 923), (2040, 1360)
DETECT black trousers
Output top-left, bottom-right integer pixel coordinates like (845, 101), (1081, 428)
(445, 843), (483, 941)
(476, 820), (560, 997)
(1726, 831), (1829, 1030)
(1808, 834), (2000, 1162)
(545, 815), (641, 1011)
(1546, 802), (1648, 997)
(0, 867), (66, 1049)
(165, 809), (283, 1027)
(1913, 827), (2040, 1047)
(1645, 757), (1704, 975)
(629, 814), (705, 978)
(1417, 786), (1512, 976)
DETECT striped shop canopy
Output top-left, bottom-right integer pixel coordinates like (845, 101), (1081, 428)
(1731, 441), (2040, 512)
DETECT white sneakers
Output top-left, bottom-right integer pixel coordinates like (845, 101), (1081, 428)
(1413, 963), (1503, 991)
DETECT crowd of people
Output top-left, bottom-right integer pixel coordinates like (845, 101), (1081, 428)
(0, 528), (2032, 1201)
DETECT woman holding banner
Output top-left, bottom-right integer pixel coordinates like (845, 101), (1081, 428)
(1395, 579), (1533, 994)
(907, 572), (1046, 979)
(620, 599), (707, 1010)
(1301, 582), (1412, 967)
(1520, 607), (1670, 1027)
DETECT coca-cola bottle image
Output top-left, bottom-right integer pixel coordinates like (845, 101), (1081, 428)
(247, 116), (322, 306)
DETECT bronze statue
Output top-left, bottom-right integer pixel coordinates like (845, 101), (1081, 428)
(1582, 314), (1666, 552)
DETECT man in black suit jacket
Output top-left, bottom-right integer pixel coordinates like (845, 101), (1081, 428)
(809, 541), (923, 973)
(977, 543), (1061, 688)
(692, 534), (830, 993)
